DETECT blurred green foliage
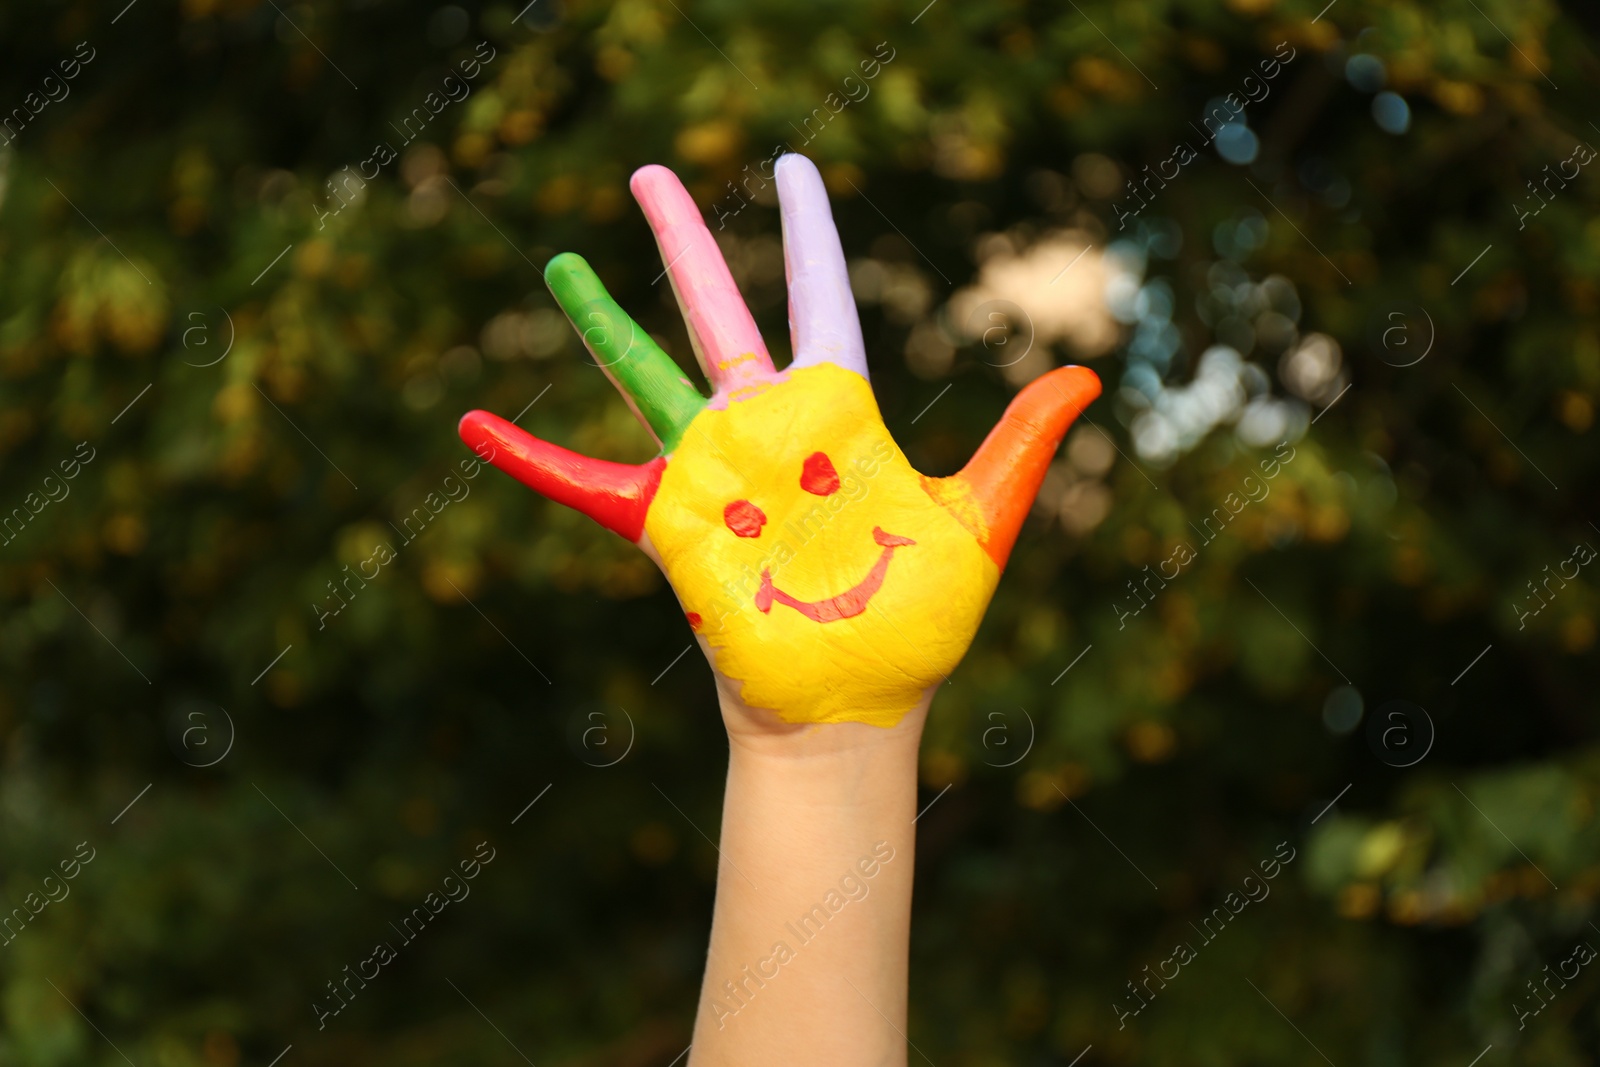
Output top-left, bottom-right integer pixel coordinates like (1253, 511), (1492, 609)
(1, 0), (1597, 1063)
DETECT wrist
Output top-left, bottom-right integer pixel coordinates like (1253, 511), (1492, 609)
(720, 689), (930, 771)
(715, 700), (925, 918)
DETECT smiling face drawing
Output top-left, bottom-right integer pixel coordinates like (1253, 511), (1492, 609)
(757, 525), (915, 624)
(459, 156), (1100, 727)
(724, 453), (913, 624)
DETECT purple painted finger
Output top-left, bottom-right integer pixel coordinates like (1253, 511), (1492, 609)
(775, 154), (869, 382)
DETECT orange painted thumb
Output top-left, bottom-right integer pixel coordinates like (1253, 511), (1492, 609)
(949, 365), (1102, 569)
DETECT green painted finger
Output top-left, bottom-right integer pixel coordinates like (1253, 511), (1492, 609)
(545, 252), (706, 452)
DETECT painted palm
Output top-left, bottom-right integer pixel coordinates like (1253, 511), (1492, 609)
(459, 156), (1101, 726)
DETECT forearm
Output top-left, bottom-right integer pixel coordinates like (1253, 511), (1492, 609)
(688, 697), (929, 1066)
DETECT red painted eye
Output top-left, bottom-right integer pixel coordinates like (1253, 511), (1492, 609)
(723, 499), (766, 538)
(800, 452), (840, 496)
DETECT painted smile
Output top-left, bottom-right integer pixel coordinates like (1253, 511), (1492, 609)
(755, 527), (916, 623)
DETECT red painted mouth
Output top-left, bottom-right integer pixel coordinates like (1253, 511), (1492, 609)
(755, 527), (916, 623)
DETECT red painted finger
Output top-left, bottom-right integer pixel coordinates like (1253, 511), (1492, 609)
(459, 410), (665, 542)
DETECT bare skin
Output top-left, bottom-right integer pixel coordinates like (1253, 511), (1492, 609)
(688, 688), (931, 1066)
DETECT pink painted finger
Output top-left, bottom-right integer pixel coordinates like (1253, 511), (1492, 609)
(775, 154), (869, 381)
(629, 164), (773, 393)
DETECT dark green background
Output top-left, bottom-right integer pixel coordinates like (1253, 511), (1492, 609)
(1, 0), (1596, 1063)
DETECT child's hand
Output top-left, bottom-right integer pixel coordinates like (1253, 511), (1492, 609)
(460, 156), (1099, 732)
